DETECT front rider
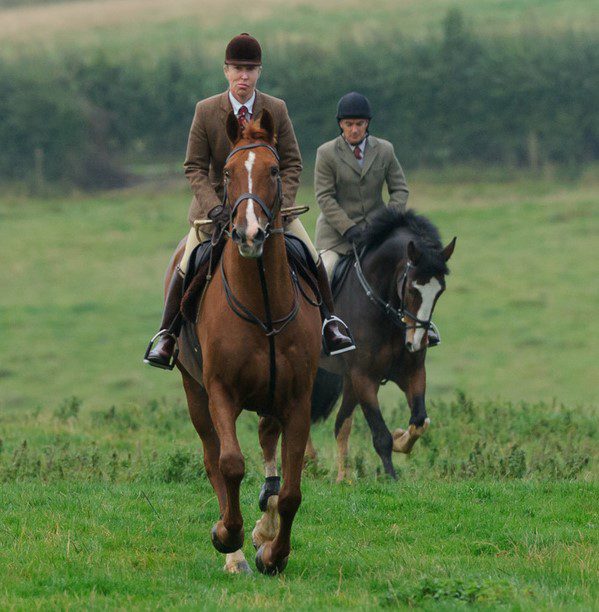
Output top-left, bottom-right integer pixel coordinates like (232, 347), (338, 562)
(145, 34), (355, 369)
(314, 92), (440, 346)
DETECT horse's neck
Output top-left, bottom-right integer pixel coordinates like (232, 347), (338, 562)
(223, 234), (293, 314)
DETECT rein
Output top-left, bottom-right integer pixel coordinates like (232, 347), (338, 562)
(352, 244), (439, 335)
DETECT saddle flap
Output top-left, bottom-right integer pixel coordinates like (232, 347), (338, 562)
(331, 252), (354, 299)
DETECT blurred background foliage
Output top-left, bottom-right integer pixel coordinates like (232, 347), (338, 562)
(0, 5), (598, 188)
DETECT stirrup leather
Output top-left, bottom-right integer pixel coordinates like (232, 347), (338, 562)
(322, 316), (356, 356)
(143, 329), (179, 370)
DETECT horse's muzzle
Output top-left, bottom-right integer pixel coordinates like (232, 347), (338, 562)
(232, 224), (266, 259)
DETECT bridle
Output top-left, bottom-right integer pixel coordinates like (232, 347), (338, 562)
(352, 244), (441, 336)
(223, 142), (283, 241)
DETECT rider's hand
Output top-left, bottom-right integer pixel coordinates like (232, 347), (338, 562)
(344, 225), (363, 245)
(208, 204), (230, 226)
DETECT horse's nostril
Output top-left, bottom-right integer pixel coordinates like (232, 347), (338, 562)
(255, 227), (265, 243)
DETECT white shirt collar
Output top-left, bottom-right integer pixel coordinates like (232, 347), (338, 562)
(228, 90), (256, 116)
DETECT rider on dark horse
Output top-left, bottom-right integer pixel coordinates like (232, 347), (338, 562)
(144, 34), (355, 369)
(314, 91), (439, 345)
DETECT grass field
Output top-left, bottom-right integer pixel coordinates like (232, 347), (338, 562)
(0, 169), (598, 607)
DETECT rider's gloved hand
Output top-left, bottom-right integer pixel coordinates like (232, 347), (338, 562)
(344, 225), (363, 245)
(208, 204), (230, 226)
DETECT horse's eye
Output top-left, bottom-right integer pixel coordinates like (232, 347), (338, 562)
(224, 169), (231, 178)
(270, 167), (279, 176)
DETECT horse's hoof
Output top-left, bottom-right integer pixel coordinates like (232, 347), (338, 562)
(211, 524), (244, 554)
(255, 544), (288, 575)
(258, 476), (281, 511)
(224, 558), (253, 574)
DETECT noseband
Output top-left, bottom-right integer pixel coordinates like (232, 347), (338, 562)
(352, 245), (439, 333)
(223, 143), (283, 235)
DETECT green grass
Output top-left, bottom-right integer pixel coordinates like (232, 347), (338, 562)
(1, 480), (597, 608)
(1, 172), (598, 607)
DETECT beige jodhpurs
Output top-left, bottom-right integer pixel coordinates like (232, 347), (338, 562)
(320, 250), (341, 279)
(178, 218), (320, 276)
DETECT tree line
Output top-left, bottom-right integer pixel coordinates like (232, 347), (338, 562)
(1, 10), (597, 188)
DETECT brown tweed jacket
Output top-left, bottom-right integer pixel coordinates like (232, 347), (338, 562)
(183, 90), (302, 225)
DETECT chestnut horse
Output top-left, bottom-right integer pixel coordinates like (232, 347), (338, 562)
(310, 208), (456, 480)
(171, 111), (321, 574)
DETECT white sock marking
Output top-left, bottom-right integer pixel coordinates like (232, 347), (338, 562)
(244, 152), (259, 239)
(412, 277), (442, 348)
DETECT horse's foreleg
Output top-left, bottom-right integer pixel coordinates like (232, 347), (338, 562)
(253, 416), (281, 550)
(255, 400), (310, 575)
(206, 382), (245, 555)
(181, 370), (226, 512)
(334, 377), (357, 483)
(393, 365), (430, 454)
(353, 372), (396, 479)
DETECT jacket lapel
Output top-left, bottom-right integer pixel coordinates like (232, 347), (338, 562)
(360, 136), (379, 178)
(336, 136), (362, 175)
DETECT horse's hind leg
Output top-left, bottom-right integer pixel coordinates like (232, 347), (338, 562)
(205, 383), (246, 556)
(353, 372), (396, 479)
(253, 416), (281, 550)
(393, 365), (430, 454)
(255, 400), (310, 575)
(181, 370), (251, 573)
(334, 377), (357, 483)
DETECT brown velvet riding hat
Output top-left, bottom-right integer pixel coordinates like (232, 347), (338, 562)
(225, 33), (262, 66)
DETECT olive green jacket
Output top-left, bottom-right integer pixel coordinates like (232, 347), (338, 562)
(183, 90), (302, 225)
(314, 135), (409, 254)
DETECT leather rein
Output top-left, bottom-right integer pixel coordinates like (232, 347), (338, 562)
(352, 244), (440, 335)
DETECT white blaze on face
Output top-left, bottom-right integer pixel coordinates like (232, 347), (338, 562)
(411, 277), (442, 349)
(244, 152), (259, 240)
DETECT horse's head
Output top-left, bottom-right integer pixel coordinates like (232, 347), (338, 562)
(224, 109), (281, 258)
(399, 237), (456, 353)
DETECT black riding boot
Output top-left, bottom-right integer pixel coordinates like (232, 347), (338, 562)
(316, 258), (356, 356)
(144, 272), (185, 370)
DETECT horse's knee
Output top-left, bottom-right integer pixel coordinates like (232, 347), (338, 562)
(219, 450), (245, 482)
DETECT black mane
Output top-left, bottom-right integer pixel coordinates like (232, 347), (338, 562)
(361, 208), (449, 276)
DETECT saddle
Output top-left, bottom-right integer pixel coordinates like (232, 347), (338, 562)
(331, 251), (356, 299)
(180, 233), (320, 325)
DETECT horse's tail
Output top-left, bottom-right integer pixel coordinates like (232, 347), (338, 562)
(310, 368), (343, 423)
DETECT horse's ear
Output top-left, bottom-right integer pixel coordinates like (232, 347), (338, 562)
(257, 109), (275, 143)
(226, 111), (241, 144)
(407, 240), (421, 265)
(442, 237), (457, 262)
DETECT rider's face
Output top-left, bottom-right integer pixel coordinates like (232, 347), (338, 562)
(224, 64), (261, 103)
(339, 118), (369, 145)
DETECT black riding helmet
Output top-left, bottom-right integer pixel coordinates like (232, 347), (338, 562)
(336, 91), (373, 121)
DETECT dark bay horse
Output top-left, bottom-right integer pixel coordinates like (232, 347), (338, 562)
(311, 208), (456, 480)
(172, 111), (321, 574)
